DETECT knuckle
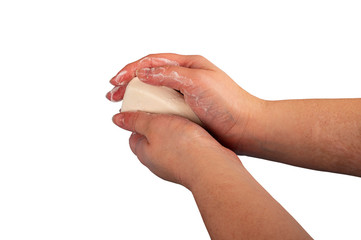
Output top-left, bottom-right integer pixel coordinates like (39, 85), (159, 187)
(138, 55), (152, 65)
(148, 114), (164, 129)
(142, 54), (158, 62)
(131, 112), (141, 131)
(162, 65), (174, 72)
(139, 54), (163, 66)
(170, 115), (192, 130)
(151, 114), (175, 131)
(143, 113), (156, 135)
(192, 54), (205, 61)
(138, 56), (149, 65)
(191, 68), (205, 79)
(124, 62), (133, 69)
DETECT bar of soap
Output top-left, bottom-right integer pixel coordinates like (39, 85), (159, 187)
(121, 77), (202, 125)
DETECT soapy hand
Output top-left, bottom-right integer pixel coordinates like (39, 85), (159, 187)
(112, 111), (240, 189)
(107, 53), (264, 154)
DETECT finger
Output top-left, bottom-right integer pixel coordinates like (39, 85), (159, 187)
(129, 132), (149, 156)
(136, 65), (204, 95)
(109, 53), (215, 86)
(106, 64), (205, 102)
(106, 85), (126, 102)
(112, 111), (154, 136)
(109, 54), (180, 86)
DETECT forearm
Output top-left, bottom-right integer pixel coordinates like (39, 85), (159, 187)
(243, 98), (361, 176)
(189, 154), (311, 240)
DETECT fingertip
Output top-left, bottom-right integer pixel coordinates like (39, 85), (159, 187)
(106, 86), (126, 102)
(110, 78), (124, 86)
(112, 113), (125, 128)
(110, 70), (129, 85)
(109, 77), (116, 85)
(109, 75), (115, 84)
(106, 91), (111, 100)
(105, 91), (114, 101)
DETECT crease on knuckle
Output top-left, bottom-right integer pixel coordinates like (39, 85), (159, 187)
(132, 113), (141, 132)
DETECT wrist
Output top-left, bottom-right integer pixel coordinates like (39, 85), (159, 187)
(233, 97), (269, 156)
(186, 148), (246, 192)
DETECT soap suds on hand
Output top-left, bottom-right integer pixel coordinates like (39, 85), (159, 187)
(121, 77), (202, 125)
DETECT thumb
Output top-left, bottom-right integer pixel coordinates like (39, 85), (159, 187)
(136, 66), (205, 95)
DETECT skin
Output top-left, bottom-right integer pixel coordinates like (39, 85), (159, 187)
(112, 112), (311, 239)
(107, 53), (361, 239)
(107, 54), (261, 152)
(246, 99), (361, 177)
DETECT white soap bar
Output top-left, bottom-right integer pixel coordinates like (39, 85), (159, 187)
(121, 77), (202, 125)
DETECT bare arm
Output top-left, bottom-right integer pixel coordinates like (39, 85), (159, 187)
(242, 98), (361, 176)
(108, 53), (361, 176)
(111, 111), (312, 239)
(108, 55), (315, 239)
(190, 153), (312, 240)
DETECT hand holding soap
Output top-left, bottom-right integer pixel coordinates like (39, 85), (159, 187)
(121, 77), (202, 125)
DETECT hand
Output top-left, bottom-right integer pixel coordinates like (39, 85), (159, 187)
(106, 53), (265, 154)
(112, 111), (240, 189)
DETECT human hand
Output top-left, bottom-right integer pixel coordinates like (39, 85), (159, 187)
(106, 53), (265, 154)
(112, 111), (240, 189)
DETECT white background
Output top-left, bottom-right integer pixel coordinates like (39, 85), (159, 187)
(0, 0), (360, 239)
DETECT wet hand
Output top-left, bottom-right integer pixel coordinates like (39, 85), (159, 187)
(107, 53), (265, 154)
